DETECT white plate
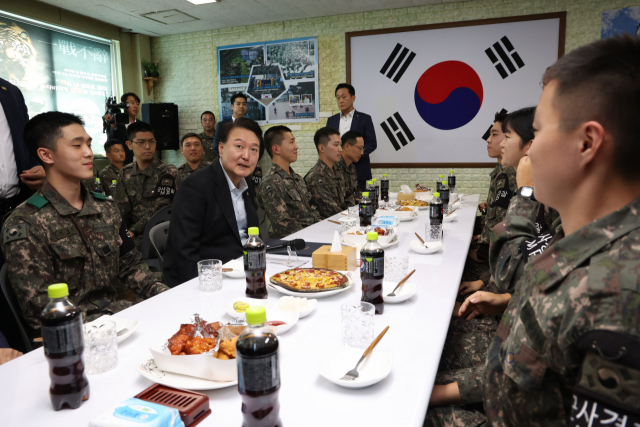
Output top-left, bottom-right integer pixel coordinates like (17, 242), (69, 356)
(444, 212), (458, 222)
(409, 239), (443, 255)
(341, 226), (398, 247)
(265, 310), (299, 335)
(273, 297), (318, 319)
(267, 272), (355, 299)
(382, 281), (416, 303)
(223, 296), (270, 319)
(316, 345), (392, 389)
(415, 193), (433, 202)
(374, 209), (418, 222)
(86, 315), (139, 344)
(136, 357), (237, 391)
(222, 259), (244, 279)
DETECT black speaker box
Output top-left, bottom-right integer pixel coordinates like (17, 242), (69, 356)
(142, 103), (179, 150)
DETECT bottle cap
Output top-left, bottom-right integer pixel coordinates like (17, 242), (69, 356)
(383, 174), (387, 177)
(450, 170), (454, 173)
(362, 192), (370, 196)
(373, 178), (377, 182)
(366, 231), (379, 240)
(442, 181), (447, 185)
(112, 180), (117, 184)
(433, 192), (440, 197)
(248, 227), (260, 236)
(48, 283), (69, 299)
(367, 180), (373, 185)
(246, 306), (266, 325)
(95, 178), (100, 181)
(439, 174), (443, 178)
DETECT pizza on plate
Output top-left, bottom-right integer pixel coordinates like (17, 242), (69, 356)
(270, 268), (349, 293)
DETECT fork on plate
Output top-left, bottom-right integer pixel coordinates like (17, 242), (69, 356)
(340, 326), (389, 381)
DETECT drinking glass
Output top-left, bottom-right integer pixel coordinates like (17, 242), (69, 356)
(348, 205), (359, 218)
(425, 221), (442, 243)
(198, 259), (223, 292)
(341, 301), (375, 348)
(83, 319), (117, 374)
(385, 255), (409, 282)
(339, 217), (358, 233)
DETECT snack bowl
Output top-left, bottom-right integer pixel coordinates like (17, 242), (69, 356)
(374, 206), (418, 221)
(316, 345), (392, 389)
(341, 225), (397, 247)
(409, 240), (443, 255)
(149, 339), (237, 382)
(265, 310), (299, 335)
(222, 259), (244, 279)
(223, 296), (270, 320)
(273, 296), (318, 319)
(443, 212), (458, 222)
(382, 281), (417, 303)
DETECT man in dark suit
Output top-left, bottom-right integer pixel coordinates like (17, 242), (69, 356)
(326, 83), (377, 190)
(0, 77), (45, 352)
(103, 92), (140, 165)
(214, 93), (265, 159)
(163, 118), (262, 287)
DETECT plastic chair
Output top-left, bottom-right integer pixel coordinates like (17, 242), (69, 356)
(139, 205), (173, 271)
(149, 222), (170, 271)
(0, 265), (33, 353)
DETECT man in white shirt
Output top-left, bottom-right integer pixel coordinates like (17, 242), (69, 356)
(326, 83), (377, 190)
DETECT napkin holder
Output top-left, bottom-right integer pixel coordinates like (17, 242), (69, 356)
(312, 245), (357, 271)
(397, 193), (416, 201)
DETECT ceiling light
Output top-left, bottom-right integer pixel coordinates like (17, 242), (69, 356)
(186, 0), (218, 4)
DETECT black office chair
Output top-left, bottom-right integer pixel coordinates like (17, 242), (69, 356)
(0, 265), (33, 353)
(149, 222), (170, 271)
(140, 205), (173, 271)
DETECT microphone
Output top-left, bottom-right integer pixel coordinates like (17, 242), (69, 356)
(266, 239), (306, 252)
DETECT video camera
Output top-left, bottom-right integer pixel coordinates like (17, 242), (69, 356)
(103, 96), (129, 132)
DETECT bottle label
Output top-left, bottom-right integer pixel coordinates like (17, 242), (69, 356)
(244, 250), (266, 270)
(42, 316), (84, 355)
(430, 204), (443, 225)
(238, 353), (280, 393)
(360, 204), (373, 217)
(381, 181), (389, 190)
(361, 256), (384, 276)
(448, 177), (456, 187)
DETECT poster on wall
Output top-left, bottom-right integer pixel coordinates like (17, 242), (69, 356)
(602, 6), (640, 38)
(0, 12), (116, 154)
(347, 13), (565, 166)
(217, 37), (319, 124)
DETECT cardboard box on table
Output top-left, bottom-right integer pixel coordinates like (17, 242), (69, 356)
(312, 246), (357, 271)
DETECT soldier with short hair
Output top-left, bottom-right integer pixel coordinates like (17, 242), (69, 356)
(1, 112), (168, 343)
(257, 125), (319, 238)
(178, 133), (211, 181)
(304, 127), (345, 219)
(335, 130), (363, 207)
(198, 111), (217, 162)
(99, 139), (126, 197)
(114, 121), (181, 249)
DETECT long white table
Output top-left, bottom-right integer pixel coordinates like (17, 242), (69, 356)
(0, 195), (479, 427)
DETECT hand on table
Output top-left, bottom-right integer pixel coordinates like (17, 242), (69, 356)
(459, 280), (484, 296)
(0, 348), (23, 365)
(128, 231), (135, 238)
(516, 156), (534, 189)
(458, 291), (511, 321)
(20, 166), (45, 190)
(471, 235), (480, 242)
(478, 202), (487, 212)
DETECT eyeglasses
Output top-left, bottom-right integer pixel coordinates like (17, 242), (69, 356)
(132, 140), (157, 147)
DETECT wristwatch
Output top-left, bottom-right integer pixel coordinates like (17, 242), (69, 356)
(518, 186), (536, 201)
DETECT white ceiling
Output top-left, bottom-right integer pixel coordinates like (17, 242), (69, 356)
(36, 0), (466, 36)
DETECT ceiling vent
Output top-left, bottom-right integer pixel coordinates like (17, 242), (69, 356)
(140, 10), (199, 25)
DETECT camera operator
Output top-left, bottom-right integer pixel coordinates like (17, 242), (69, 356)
(102, 92), (140, 165)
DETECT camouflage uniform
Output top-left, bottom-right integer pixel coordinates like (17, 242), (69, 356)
(462, 165), (517, 283)
(177, 160), (211, 182)
(426, 196), (560, 426)
(198, 132), (217, 163)
(334, 157), (361, 207)
(481, 195), (640, 426)
(257, 163), (320, 239)
(99, 163), (121, 197)
(304, 159), (346, 219)
(115, 157), (180, 249)
(1, 180), (168, 341)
